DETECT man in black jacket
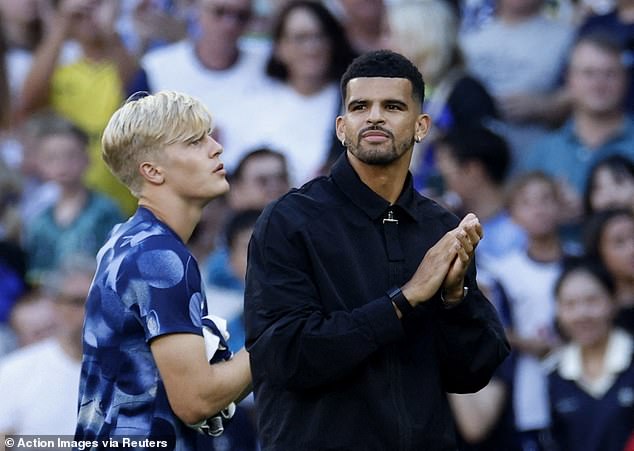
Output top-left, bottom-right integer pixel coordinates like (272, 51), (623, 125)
(244, 50), (510, 451)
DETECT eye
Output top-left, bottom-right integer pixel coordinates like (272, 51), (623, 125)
(350, 103), (366, 111)
(189, 135), (206, 146)
(386, 104), (403, 111)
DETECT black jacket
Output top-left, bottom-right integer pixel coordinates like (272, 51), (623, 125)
(244, 154), (510, 451)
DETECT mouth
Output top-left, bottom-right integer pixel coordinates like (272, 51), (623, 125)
(360, 127), (391, 143)
(212, 163), (226, 175)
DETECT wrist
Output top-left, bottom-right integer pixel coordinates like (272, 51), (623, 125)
(441, 286), (468, 308)
(387, 286), (414, 318)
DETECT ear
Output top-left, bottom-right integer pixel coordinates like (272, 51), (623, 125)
(335, 116), (346, 145)
(139, 161), (165, 186)
(415, 114), (431, 142)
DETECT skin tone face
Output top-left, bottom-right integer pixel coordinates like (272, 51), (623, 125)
(38, 134), (89, 189)
(557, 270), (614, 348)
(510, 180), (560, 238)
(336, 77), (427, 167)
(599, 215), (634, 282)
(231, 155), (290, 209)
(568, 42), (627, 116)
(159, 133), (229, 206)
(54, 272), (94, 342)
(435, 146), (477, 199)
(276, 7), (332, 87)
(198, 0), (251, 45)
(590, 167), (634, 212)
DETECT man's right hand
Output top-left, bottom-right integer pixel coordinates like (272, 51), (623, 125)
(401, 214), (481, 306)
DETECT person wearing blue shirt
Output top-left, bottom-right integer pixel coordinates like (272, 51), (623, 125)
(74, 91), (251, 449)
(244, 50), (509, 450)
(522, 33), (634, 199)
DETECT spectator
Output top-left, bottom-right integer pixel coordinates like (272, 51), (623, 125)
(582, 154), (634, 215)
(227, 147), (290, 211)
(199, 147), (290, 286)
(242, 0), (356, 185)
(0, 0), (46, 101)
(584, 209), (634, 332)
(547, 259), (634, 451)
(23, 114), (123, 285)
(142, 0), (271, 169)
(490, 172), (565, 451)
(461, 0), (574, 163)
(205, 208), (262, 351)
(434, 126), (525, 267)
(577, 0), (634, 112)
(385, 0), (498, 194)
(523, 33), (634, 200)
(19, 0), (139, 214)
(334, 0), (385, 54)
(0, 154), (21, 243)
(13, 111), (61, 224)
(0, 255), (94, 435)
(7, 287), (56, 349)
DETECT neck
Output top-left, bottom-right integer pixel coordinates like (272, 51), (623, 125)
(289, 76), (328, 96)
(58, 334), (82, 362)
(615, 278), (634, 307)
(574, 110), (625, 149)
(196, 39), (239, 71)
(347, 151), (410, 204)
(581, 332), (611, 381)
(138, 193), (203, 243)
(527, 234), (562, 262)
(461, 184), (505, 221)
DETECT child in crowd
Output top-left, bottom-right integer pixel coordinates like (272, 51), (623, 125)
(490, 171), (566, 450)
(23, 114), (123, 285)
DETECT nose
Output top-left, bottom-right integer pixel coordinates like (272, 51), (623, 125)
(208, 135), (223, 157)
(367, 103), (384, 124)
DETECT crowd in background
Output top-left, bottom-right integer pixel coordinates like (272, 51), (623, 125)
(0, 0), (633, 450)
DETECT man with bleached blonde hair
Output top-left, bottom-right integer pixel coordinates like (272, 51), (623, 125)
(75, 91), (251, 449)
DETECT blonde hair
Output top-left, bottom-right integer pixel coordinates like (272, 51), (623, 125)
(102, 91), (213, 197)
(387, 0), (459, 86)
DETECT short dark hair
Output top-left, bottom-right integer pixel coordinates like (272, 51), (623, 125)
(435, 126), (510, 185)
(506, 171), (559, 209)
(230, 147), (288, 183)
(266, 0), (357, 83)
(340, 50), (425, 104)
(554, 256), (616, 300)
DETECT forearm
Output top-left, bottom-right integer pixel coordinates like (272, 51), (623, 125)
(152, 335), (252, 425)
(106, 32), (140, 87)
(18, 17), (68, 117)
(247, 294), (404, 391)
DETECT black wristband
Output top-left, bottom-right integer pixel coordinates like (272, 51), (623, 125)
(387, 286), (414, 317)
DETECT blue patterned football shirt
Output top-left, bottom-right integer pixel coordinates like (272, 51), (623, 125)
(75, 207), (209, 450)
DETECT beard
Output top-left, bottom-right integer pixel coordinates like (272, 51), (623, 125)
(346, 128), (415, 166)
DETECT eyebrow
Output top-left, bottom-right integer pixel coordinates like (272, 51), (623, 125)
(347, 99), (409, 109)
